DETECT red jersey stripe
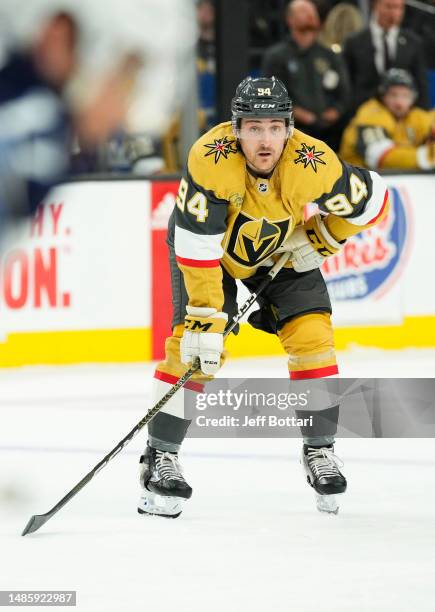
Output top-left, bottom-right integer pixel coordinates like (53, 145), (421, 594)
(176, 255), (221, 268)
(154, 369), (204, 393)
(367, 190), (389, 225)
(290, 364), (339, 380)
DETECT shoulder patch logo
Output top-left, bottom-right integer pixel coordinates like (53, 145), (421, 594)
(204, 136), (238, 163)
(294, 142), (326, 172)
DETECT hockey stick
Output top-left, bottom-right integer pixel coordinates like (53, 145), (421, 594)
(21, 252), (291, 536)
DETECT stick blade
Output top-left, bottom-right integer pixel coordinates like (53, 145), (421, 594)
(21, 513), (51, 536)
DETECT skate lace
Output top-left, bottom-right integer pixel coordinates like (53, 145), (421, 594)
(156, 450), (184, 482)
(307, 447), (344, 478)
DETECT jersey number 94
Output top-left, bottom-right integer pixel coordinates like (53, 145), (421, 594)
(176, 177), (209, 223)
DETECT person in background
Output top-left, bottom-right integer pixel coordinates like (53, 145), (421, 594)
(0, 0), (195, 228)
(343, 0), (429, 113)
(402, 0), (435, 71)
(319, 2), (364, 52)
(77, 122), (181, 176)
(197, 0), (216, 132)
(339, 68), (434, 170)
(0, 12), (76, 225)
(261, 0), (350, 150)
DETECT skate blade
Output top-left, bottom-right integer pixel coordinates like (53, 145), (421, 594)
(137, 490), (184, 518)
(315, 493), (340, 515)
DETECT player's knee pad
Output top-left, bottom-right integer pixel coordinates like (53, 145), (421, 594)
(278, 312), (338, 379)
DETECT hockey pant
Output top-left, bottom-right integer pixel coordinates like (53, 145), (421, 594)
(148, 312), (339, 452)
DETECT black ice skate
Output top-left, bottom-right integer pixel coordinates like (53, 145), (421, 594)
(301, 444), (347, 515)
(138, 444), (192, 518)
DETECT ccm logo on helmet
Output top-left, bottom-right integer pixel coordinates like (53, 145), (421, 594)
(253, 103), (277, 109)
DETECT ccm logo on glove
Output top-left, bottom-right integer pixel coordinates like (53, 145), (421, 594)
(184, 315), (226, 333)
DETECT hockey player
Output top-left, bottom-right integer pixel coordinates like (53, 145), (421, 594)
(138, 76), (390, 517)
(339, 68), (435, 170)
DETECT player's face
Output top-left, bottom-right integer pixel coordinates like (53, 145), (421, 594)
(383, 85), (414, 118)
(239, 119), (288, 174)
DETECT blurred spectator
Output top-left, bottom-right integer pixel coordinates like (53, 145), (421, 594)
(72, 121), (181, 176)
(248, 0), (292, 73)
(261, 0), (350, 150)
(403, 0), (435, 70)
(319, 3), (364, 52)
(343, 0), (429, 112)
(197, 0), (216, 132)
(339, 68), (435, 170)
(0, 13), (76, 225)
(111, 133), (167, 175)
(0, 0), (196, 228)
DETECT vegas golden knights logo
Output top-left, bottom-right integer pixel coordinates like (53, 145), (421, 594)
(226, 212), (291, 266)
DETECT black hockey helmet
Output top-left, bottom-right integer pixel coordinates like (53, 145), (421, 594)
(231, 76), (294, 136)
(378, 69), (416, 98)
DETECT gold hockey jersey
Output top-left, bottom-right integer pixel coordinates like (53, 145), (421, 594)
(339, 97), (434, 169)
(174, 121), (388, 311)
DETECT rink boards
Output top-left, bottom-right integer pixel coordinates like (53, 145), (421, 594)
(0, 173), (433, 365)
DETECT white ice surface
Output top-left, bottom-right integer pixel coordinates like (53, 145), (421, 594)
(1, 348), (435, 612)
